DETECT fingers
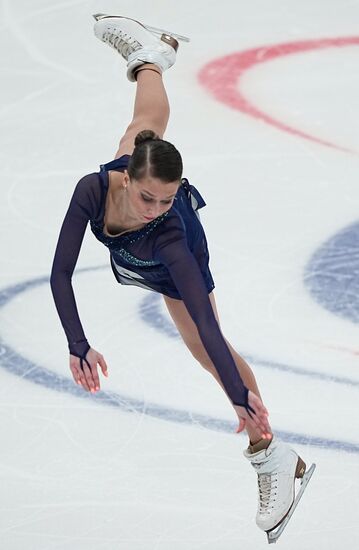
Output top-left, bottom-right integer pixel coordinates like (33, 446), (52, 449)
(251, 407), (271, 439)
(247, 393), (272, 439)
(98, 354), (109, 378)
(70, 355), (91, 390)
(79, 359), (99, 393)
(69, 363), (82, 386)
(69, 352), (108, 393)
(87, 358), (101, 392)
(236, 410), (270, 440)
(236, 417), (246, 434)
(252, 409), (272, 439)
(78, 360), (93, 392)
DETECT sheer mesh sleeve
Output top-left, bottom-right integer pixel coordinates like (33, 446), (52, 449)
(50, 173), (101, 357)
(154, 218), (249, 409)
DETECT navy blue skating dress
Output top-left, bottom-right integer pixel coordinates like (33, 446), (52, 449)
(50, 155), (249, 409)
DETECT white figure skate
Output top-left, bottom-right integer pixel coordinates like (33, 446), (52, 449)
(244, 437), (316, 543)
(93, 14), (189, 82)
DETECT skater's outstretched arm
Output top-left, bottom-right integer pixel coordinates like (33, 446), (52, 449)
(114, 66), (170, 158)
(154, 219), (271, 436)
(50, 174), (108, 392)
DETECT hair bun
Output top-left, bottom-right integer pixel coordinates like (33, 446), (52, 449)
(134, 130), (160, 147)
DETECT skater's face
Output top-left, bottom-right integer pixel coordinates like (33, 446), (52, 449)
(124, 172), (179, 223)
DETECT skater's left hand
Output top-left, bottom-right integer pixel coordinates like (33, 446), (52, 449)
(236, 391), (272, 439)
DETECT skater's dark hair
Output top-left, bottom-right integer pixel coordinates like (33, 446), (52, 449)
(128, 130), (183, 183)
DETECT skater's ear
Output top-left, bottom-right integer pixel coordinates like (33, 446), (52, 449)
(123, 170), (131, 186)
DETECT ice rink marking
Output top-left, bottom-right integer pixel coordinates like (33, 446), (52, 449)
(199, 36), (359, 153)
(139, 293), (359, 388)
(0, 270), (358, 454)
(305, 220), (359, 324)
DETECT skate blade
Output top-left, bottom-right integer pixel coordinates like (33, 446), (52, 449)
(145, 24), (190, 43)
(92, 13), (190, 43)
(267, 463), (316, 544)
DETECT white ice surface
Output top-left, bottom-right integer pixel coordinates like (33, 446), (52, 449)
(0, 0), (358, 548)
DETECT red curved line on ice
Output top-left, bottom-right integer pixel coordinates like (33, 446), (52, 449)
(198, 37), (359, 154)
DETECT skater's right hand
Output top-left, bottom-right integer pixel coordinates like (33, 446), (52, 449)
(69, 348), (108, 393)
(236, 390), (272, 440)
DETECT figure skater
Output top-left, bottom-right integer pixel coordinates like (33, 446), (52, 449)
(50, 14), (314, 541)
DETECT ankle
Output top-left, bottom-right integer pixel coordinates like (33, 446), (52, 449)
(135, 63), (162, 80)
(248, 437), (273, 454)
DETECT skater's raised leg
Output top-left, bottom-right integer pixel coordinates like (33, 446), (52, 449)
(93, 15), (177, 158)
(115, 66), (170, 158)
(93, 14), (178, 81)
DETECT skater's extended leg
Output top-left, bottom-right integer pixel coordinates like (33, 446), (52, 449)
(163, 293), (314, 537)
(115, 66), (170, 158)
(163, 292), (269, 444)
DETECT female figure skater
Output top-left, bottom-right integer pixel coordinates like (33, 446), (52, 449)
(50, 14), (312, 540)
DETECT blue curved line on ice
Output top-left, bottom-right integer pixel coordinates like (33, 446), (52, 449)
(0, 270), (358, 454)
(304, 221), (359, 324)
(139, 293), (359, 388)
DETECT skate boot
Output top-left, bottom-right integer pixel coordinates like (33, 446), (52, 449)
(243, 437), (307, 534)
(93, 14), (189, 82)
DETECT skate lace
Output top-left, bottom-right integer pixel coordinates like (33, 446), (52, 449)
(257, 473), (278, 514)
(103, 31), (141, 58)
